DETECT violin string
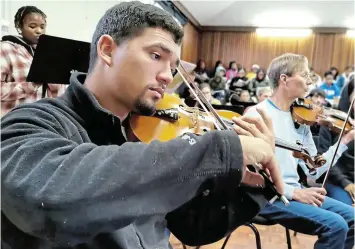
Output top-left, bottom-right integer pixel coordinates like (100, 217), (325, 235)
(176, 67), (227, 131)
(175, 68), (221, 130)
(179, 66), (231, 131)
(321, 96), (355, 188)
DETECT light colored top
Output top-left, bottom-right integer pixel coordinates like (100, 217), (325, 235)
(244, 99), (348, 200)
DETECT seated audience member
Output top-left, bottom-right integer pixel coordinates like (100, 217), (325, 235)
(226, 61), (238, 80)
(215, 65), (226, 78)
(1, 6), (65, 117)
(309, 66), (322, 88)
(246, 64), (260, 79)
(336, 65), (354, 90)
(330, 66), (339, 81)
(193, 59), (209, 83)
(318, 77), (354, 206)
(229, 68), (249, 94)
(306, 88), (331, 135)
(248, 68), (272, 97)
(307, 88), (331, 107)
(320, 71), (341, 106)
(208, 60), (223, 77)
(200, 83), (221, 105)
(245, 53), (354, 249)
(209, 74), (226, 91)
(239, 90), (251, 103)
(183, 83), (221, 107)
(256, 87), (272, 103)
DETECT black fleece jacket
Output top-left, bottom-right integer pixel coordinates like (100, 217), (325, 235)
(1, 72), (267, 249)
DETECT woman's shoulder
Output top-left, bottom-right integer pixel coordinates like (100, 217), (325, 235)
(1, 36), (29, 53)
(1, 40), (16, 49)
(1, 40), (25, 53)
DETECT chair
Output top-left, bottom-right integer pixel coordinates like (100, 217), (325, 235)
(181, 215), (293, 249)
(247, 215), (292, 249)
(216, 216), (293, 249)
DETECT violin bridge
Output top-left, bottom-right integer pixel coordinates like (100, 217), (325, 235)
(154, 108), (179, 121)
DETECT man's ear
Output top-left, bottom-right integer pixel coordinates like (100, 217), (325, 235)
(279, 74), (288, 87)
(96, 35), (115, 67)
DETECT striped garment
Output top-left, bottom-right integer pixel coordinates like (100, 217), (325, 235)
(1, 36), (66, 117)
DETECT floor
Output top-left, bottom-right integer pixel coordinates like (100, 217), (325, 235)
(170, 224), (317, 249)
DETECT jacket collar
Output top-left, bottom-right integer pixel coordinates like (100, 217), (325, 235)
(1, 35), (35, 56)
(61, 72), (122, 128)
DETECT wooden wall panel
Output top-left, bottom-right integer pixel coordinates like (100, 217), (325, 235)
(180, 22), (200, 64)
(198, 31), (354, 76)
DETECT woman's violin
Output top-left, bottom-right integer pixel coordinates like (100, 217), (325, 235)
(292, 98), (353, 133)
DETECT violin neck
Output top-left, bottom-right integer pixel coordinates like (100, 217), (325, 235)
(222, 117), (303, 153)
(275, 137), (302, 152)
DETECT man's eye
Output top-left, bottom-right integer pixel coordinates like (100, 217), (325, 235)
(151, 53), (161, 60)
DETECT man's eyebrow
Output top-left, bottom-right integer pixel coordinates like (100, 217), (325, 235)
(147, 43), (180, 67)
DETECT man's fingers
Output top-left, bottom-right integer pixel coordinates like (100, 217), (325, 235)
(256, 107), (274, 135)
(312, 197), (323, 207)
(232, 117), (262, 138)
(241, 170), (265, 186)
(232, 125), (253, 137)
(314, 187), (327, 195)
(314, 193), (325, 203)
(261, 156), (284, 195)
(264, 168), (271, 178)
(234, 115), (268, 135)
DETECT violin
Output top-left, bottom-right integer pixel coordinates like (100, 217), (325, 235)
(126, 65), (291, 206)
(292, 98), (353, 133)
(128, 93), (324, 177)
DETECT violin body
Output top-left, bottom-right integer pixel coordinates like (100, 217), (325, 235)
(128, 94), (239, 143)
(292, 98), (353, 133)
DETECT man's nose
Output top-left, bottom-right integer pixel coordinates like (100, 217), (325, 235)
(157, 65), (173, 87)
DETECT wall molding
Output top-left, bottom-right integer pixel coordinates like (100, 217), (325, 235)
(201, 26), (350, 33)
(171, 1), (201, 31)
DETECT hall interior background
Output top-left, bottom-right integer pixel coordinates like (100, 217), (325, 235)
(181, 22), (355, 76)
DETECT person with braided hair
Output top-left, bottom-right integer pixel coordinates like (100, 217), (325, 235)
(1, 6), (65, 116)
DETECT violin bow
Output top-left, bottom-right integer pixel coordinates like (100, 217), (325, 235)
(176, 65), (289, 206)
(321, 96), (355, 189)
(176, 67), (227, 130)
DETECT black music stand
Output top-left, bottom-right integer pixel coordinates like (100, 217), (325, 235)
(27, 35), (91, 98)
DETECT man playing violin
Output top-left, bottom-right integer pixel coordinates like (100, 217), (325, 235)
(1, 2), (284, 249)
(245, 53), (354, 249)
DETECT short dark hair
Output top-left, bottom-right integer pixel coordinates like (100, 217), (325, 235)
(88, 1), (184, 73)
(14, 6), (46, 31)
(324, 71), (333, 78)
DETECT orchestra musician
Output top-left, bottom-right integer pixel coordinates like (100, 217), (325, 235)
(245, 53), (354, 249)
(1, 6), (65, 117)
(1, 2), (283, 249)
